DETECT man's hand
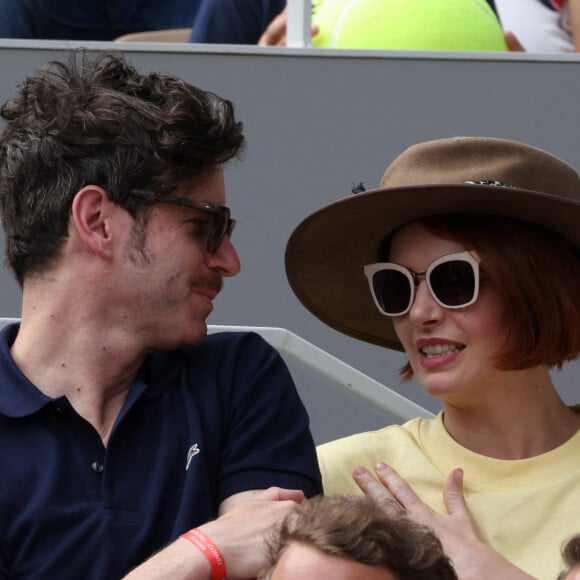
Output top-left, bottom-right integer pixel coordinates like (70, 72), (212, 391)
(124, 487), (305, 579)
(202, 487), (305, 579)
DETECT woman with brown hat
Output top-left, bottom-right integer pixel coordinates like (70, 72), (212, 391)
(285, 136), (580, 580)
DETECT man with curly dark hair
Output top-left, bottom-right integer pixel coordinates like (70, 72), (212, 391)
(0, 51), (321, 579)
(258, 495), (458, 580)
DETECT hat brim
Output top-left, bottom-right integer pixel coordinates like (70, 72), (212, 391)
(285, 183), (580, 351)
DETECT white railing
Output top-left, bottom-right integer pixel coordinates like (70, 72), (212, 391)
(286, 0), (312, 48)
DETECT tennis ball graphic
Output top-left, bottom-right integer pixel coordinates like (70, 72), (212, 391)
(311, 0), (507, 51)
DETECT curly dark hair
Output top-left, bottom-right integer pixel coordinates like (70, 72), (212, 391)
(0, 50), (244, 285)
(259, 495), (457, 580)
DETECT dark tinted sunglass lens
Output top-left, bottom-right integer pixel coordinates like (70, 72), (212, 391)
(208, 211), (227, 253)
(373, 269), (412, 315)
(225, 219), (235, 239)
(430, 260), (475, 307)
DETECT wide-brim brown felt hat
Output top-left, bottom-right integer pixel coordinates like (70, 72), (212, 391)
(285, 136), (580, 351)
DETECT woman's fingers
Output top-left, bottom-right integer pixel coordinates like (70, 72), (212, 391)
(375, 462), (434, 517)
(352, 465), (405, 515)
(443, 468), (468, 515)
(354, 463), (473, 527)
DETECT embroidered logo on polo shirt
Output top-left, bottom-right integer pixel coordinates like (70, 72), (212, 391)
(186, 444), (200, 471)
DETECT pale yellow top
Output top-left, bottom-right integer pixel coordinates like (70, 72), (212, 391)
(317, 413), (580, 580)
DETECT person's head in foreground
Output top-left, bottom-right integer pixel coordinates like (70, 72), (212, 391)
(0, 50), (244, 349)
(559, 534), (580, 580)
(258, 494), (458, 580)
(286, 136), (580, 401)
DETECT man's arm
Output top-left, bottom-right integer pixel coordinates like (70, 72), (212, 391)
(124, 333), (319, 578)
(124, 487), (305, 580)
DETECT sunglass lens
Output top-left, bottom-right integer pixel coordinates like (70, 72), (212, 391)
(430, 260), (475, 307)
(373, 269), (412, 315)
(208, 211), (227, 253)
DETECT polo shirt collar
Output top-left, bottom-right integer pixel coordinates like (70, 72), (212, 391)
(0, 323), (53, 417)
(0, 323), (182, 418)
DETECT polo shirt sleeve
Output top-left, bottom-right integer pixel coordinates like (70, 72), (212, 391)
(210, 332), (322, 500)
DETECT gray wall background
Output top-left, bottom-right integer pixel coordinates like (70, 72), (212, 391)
(0, 41), (577, 439)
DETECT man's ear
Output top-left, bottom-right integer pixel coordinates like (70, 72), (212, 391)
(70, 186), (116, 260)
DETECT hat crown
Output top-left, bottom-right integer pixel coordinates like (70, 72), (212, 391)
(381, 137), (580, 202)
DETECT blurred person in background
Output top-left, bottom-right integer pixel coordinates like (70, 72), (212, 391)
(0, 0), (199, 40)
(190, 0), (502, 49)
(498, 0), (580, 52)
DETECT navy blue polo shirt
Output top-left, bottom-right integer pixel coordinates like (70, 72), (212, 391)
(0, 324), (321, 579)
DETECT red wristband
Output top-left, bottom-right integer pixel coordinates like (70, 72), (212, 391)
(181, 528), (227, 580)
